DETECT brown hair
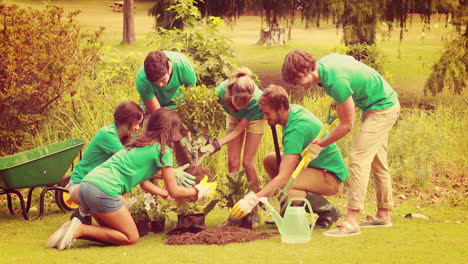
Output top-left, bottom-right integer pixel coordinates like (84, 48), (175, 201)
(114, 100), (144, 145)
(126, 108), (181, 165)
(144, 50), (170, 83)
(258, 84), (290, 111)
(224, 67), (256, 112)
(281, 49), (316, 85)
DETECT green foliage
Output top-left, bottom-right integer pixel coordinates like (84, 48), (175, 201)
(147, 0), (236, 87)
(0, 3), (103, 156)
(174, 85), (224, 139)
(126, 186), (173, 221)
(424, 34), (467, 95)
(174, 85), (224, 165)
(216, 171), (250, 208)
(331, 43), (392, 82)
(33, 47), (141, 149)
(148, 0), (184, 30)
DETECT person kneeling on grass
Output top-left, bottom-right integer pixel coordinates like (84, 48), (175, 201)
(46, 108), (215, 250)
(66, 101), (195, 226)
(230, 84), (348, 229)
(67, 100), (144, 225)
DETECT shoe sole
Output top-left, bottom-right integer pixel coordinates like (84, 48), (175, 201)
(323, 231), (361, 237)
(359, 224), (393, 228)
(45, 221), (71, 249)
(57, 217), (81, 250)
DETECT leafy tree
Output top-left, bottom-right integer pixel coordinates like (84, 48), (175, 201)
(424, 35), (467, 95)
(0, 3), (103, 155)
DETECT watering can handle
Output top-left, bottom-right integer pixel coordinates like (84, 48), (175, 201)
(286, 197), (315, 228)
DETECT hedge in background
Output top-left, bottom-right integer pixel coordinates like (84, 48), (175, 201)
(0, 3), (103, 156)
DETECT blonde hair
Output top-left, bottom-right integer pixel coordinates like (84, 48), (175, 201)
(281, 49), (316, 85)
(224, 67), (256, 112)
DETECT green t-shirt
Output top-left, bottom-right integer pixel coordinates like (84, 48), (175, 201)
(83, 143), (173, 197)
(215, 80), (264, 121)
(70, 124), (123, 184)
(282, 104), (348, 182)
(136, 51), (196, 109)
(317, 53), (398, 112)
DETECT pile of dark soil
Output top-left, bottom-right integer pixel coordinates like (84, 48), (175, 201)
(166, 226), (278, 245)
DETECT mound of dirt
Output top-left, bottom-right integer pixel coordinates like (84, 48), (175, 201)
(166, 226), (278, 245)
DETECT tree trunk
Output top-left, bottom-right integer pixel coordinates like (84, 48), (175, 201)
(122, 0), (135, 44)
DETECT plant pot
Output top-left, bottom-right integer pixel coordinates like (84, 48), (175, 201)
(150, 218), (166, 233)
(136, 220), (150, 237)
(167, 213), (206, 235)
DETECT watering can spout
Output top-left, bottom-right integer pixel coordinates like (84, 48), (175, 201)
(258, 197), (283, 230)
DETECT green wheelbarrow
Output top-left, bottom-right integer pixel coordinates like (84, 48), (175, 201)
(0, 138), (85, 220)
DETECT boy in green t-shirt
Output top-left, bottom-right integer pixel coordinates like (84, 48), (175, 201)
(229, 85), (348, 229)
(136, 50), (196, 113)
(46, 109), (216, 251)
(282, 49), (400, 237)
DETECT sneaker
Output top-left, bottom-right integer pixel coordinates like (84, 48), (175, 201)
(323, 222), (361, 237)
(359, 216), (393, 228)
(45, 221), (71, 248)
(57, 217), (81, 250)
(70, 208), (92, 225)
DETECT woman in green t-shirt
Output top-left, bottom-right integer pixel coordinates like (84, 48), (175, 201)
(47, 109), (214, 250)
(69, 100), (144, 201)
(67, 100), (144, 225)
(200, 68), (266, 227)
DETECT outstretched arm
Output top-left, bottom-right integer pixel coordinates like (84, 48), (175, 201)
(256, 154), (299, 198)
(316, 96), (355, 147)
(140, 179), (168, 198)
(218, 118), (250, 146)
(143, 97), (161, 114)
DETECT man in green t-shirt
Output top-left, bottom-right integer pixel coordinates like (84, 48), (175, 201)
(229, 84), (348, 229)
(136, 50), (196, 113)
(282, 49), (400, 237)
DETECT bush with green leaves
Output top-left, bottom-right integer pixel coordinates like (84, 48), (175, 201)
(147, 0), (236, 87)
(424, 34), (467, 95)
(0, 3), (103, 156)
(174, 85), (224, 165)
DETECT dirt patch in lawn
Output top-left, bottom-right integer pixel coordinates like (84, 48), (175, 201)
(166, 226), (278, 245)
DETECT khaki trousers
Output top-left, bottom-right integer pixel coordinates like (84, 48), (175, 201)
(263, 152), (341, 197)
(347, 102), (400, 211)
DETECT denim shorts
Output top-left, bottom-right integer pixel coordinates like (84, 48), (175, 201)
(78, 181), (123, 214)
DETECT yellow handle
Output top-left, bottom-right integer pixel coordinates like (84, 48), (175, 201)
(291, 123), (330, 181)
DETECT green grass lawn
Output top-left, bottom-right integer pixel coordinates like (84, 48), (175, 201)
(0, 197), (466, 264)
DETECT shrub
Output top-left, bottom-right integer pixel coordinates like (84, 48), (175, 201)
(174, 85), (224, 165)
(147, 0), (236, 87)
(0, 3), (103, 156)
(424, 35), (467, 95)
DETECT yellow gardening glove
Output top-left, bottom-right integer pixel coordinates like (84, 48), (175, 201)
(194, 176), (218, 201)
(230, 191), (259, 220)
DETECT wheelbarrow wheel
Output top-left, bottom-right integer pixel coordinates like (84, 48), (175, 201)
(55, 176), (79, 211)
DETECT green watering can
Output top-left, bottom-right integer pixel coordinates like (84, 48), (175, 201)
(259, 197), (315, 244)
